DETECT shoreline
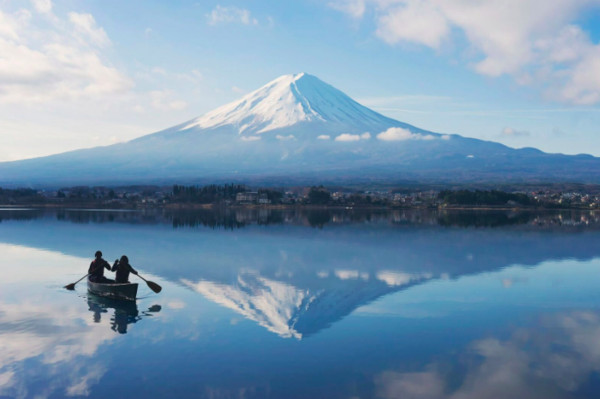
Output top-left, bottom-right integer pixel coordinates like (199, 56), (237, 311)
(0, 203), (596, 212)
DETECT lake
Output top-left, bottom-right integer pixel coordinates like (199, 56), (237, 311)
(1, 208), (600, 398)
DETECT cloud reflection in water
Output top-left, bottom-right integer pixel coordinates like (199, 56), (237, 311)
(375, 311), (600, 399)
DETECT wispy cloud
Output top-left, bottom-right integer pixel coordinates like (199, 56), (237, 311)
(328, 0), (366, 19)
(276, 134), (296, 141)
(149, 90), (187, 111)
(207, 5), (258, 26)
(68, 12), (111, 47)
(501, 127), (530, 138)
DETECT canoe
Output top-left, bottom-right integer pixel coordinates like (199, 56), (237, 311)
(87, 278), (138, 301)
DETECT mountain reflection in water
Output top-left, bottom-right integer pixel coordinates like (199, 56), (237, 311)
(1, 209), (600, 398)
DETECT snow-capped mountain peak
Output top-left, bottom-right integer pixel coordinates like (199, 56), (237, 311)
(179, 72), (396, 135)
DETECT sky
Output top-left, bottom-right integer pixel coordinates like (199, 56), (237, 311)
(1, 0), (600, 161)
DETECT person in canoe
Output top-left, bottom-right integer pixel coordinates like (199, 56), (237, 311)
(112, 255), (139, 283)
(88, 250), (115, 283)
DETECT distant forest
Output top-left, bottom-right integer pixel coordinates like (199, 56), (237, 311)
(0, 184), (596, 209)
(437, 190), (536, 206)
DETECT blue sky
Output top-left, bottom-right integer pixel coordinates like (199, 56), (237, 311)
(1, 0), (600, 161)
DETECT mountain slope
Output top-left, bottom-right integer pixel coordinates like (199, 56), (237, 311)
(177, 73), (401, 135)
(0, 72), (599, 186)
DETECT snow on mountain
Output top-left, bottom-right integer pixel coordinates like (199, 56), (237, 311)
(177, 72), (401, 137)
(181, 270), (435, 339)
(182, 273), (312, 339)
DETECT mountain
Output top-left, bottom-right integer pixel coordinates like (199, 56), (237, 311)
(0, 72), (599, 186)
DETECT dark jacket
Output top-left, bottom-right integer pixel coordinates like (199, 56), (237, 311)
(112, 261), (138, 283)
(88, 258), (111, 281)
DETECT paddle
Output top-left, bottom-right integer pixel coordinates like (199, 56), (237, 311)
(64, 274), (89, 290)
(135, 273), (162, 293)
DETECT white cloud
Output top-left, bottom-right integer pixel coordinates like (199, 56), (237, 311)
(0, 371), (14, 389)
(65, 366), (106, 397)
(0, 11), (20, 40)
(330, 0), (600, 104)
(375, 0), (450, 49)
(335, 132), (371, 141)
(241, 136), (261, 141)
(502, 127), (530, 137)
(335, 133), (361, 142)
(376, 127), (435, 141)
(328, 0), (366, 19)
(559, 45), (600, 105)
(31, 0), (52, 14)
(376, 271), (413, 286)
(317, 134), (331, 140)
(376, 271), (432, 286)
(276, 134), (296, 141)
(0, 4), (217, 162)
(68, 12), (110, 47)
(376, 371), (445, 399)
(335, 269), (360, 280)
(207, 5), (258, 26)
(0, 7), (131, 104)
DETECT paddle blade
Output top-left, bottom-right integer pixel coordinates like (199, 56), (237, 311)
(64, 283), (76, 290)
(146, 280), (162, 293)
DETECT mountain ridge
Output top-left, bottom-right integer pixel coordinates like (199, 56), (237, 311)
(0, 72), (599, 186)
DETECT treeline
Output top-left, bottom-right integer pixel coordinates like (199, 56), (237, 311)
(171, 184), (285, 204)
(307, 186), (389, 206)
(0, 188), (44, 204)
(438, 190), (537, 206)
(172, 184), (247, 203)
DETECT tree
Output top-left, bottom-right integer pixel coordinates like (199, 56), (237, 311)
(308, 186), (331, 205)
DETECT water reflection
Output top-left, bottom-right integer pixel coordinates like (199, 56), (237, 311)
(0, 294), (116, 397)
(87, 294), (161, 334)
(375, 310), (600, 399)
(183, 270), (434, 339)
(2, 208), (600, 340)
(1, 207), (599, 230)
(1, 210), (600, 397)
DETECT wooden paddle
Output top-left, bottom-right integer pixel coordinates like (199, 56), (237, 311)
(135, 273), (162, 293)
(64, 274), (89, 290)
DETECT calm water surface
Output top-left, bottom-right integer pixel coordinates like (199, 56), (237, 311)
(1, 208), (600, 398)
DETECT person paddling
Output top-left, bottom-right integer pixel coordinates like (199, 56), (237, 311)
(112, 255), (139, 283)
(89, 250), (114, 283)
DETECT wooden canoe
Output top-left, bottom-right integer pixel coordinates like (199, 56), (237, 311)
(87, 278), (138, 301)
